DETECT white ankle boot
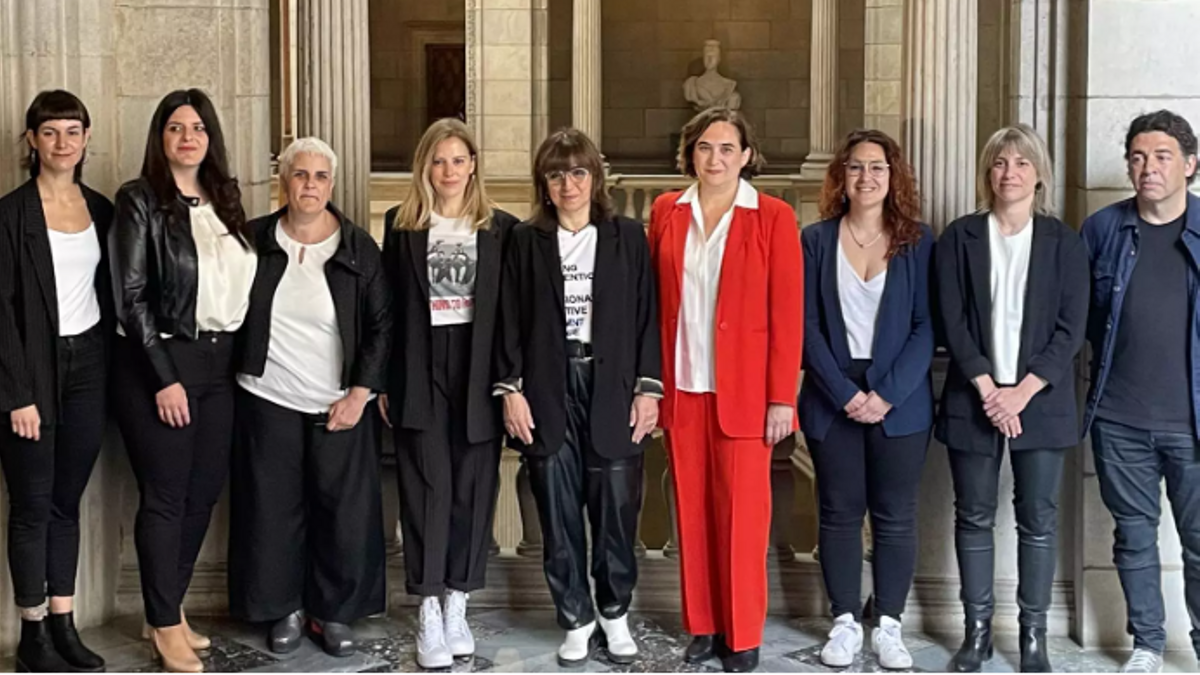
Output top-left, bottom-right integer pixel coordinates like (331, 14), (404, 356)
(557, 621), (597, 666)
(443, 590), (474, 657)
(598, 613), (638, 663)
(417, 596), (452, 669)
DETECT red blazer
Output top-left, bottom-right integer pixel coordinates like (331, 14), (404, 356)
(648, 188), (803, 438)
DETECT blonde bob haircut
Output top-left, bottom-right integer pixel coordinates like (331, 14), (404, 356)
(394, 118), (494, 231)
(977, 124), (1056, 216)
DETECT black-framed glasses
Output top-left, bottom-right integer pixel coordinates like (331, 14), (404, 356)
(546, 166), (590, 186)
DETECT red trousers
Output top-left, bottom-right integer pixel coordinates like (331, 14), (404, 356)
(666, 392), (772, 652)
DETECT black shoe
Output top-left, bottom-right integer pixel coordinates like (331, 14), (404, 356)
(269, 611), (304, 654)
(47, 613), (104, 672)
(310, 620), (356, 657)
(951, 619), (993, 672)
(1019, 626), (1052, 672)
(684, 634), (718, 663)
(720, 646), (759, 673)
(15, 619), (76, 673)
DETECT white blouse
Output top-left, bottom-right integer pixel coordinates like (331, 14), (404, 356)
(988, 213), (1033, 386)
(47, 223), (102, 337)
(837, 241), (887, 359)
(190, 203), (257, 332)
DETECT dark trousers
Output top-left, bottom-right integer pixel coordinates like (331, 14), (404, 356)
(526, 357), (644, 630)
(809, 362), (929, 620)
(948, 441), (1064, 628)
(395, 324), (501, 597)
(228, 389), (386, 624)
(1091, 418), (1200, 655)
(111, 333), (235, 628)
(0, 324), (106, 607)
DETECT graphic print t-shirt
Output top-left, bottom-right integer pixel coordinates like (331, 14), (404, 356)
(427, 212), (478, 326)
(558, 225), (597, 344)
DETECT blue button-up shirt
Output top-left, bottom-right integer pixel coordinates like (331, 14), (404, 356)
(1080, 192), (1200, 439)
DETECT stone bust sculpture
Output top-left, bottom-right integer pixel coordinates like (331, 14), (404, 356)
(683, 40), (742, 111)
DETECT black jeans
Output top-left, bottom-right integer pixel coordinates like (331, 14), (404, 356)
(112, 333), (236, 628)
(526, 356), (644, 630)
(229, 389), (386, 624)
(395, 324), (501, 597)
(1092, 418), (1200, 655)
(948, 441), (1065, 628)
(0, 324), (106, 607)
(808, 361), (929, 620)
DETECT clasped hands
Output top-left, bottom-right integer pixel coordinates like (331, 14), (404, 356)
(843, 390), (892, 424)
(973, 374), (1038, 439)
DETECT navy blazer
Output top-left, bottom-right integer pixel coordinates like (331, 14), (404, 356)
(798, 218), (935, 442)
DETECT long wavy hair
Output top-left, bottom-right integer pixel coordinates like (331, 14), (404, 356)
(141, 89), (249, 246)
(818, 129), (923, 259)
(395, 118), (495, 231)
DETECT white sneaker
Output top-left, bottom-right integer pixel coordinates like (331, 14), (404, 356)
(820, 613), (863, 668)
(443, 590), (474, 657)
(416, 596), (452, 669)
(1121, 648), (1164, 673)
(597, 613), (638, 663)
(872, 615), (913, 670)
(557, 621), (597, 666)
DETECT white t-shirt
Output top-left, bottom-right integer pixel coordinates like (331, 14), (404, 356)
(988, 213), (1033, 385)
(558, 225), (597, 344)
(237, 226), (348, 414)
(427, 212), (478, 326)
(837, 241), (887, 359)
(191, 203), (257, 332)
(47, 223), (102, 337)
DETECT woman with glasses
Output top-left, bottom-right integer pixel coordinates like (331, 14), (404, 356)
(799, 129), (934, 670)
(494, 128), (661, 667)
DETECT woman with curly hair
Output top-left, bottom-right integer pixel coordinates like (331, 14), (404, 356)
(798, 129), (935, 670)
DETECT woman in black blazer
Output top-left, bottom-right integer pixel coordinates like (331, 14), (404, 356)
(379, 119), (517, 669)
(0, 90), (111, 673)
(935, 124), (1088, 673)
(495, 128), (661, 666)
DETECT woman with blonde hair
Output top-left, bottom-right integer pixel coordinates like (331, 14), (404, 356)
(935, 124), (1088, 672)
(381, 118), (518, 669)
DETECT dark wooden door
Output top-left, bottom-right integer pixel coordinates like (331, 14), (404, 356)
(426, 43), (466, 123)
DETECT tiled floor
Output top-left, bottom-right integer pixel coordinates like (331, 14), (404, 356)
(6, 609), (1196, 673)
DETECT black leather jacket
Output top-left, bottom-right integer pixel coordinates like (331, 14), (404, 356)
(110, 177), (250, 389)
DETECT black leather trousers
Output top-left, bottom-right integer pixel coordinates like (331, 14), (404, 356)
(526, 357), (644, 630)
(949, 442), (1065, 628)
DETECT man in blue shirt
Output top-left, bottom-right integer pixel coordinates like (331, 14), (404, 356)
(1082, 110), (1200, 673)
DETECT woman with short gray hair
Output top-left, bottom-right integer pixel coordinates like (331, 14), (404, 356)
(228, 136), (392, 658)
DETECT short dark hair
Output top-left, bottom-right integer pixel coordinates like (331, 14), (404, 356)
(676, 108), (766, 180)
(531, 128), (613, 226)
(1125, 110), (1198, 184)
(22, 90), (91, 181)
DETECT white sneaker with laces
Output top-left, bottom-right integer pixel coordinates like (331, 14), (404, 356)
(1121, 648), (1164, 673)
(443, 590), (474, 657)
(416, 596), (452, 669)
(820, 613), (863, 668)
(597, 613), (638, 663)
(872, 615), (913, 670)
(557, 621), (597, 666)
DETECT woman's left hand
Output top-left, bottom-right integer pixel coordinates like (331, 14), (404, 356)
(765, 404), (794, 445)
(327, 387), (371, 432)
(849, 391), (892, 424)
(629, 395), (659, 443)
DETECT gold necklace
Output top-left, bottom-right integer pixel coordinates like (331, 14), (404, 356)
(845, 221), (884, 248)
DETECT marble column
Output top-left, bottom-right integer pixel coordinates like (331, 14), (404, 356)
(297, 0), (371, 229)
(801, 0), (838, 178)
(571, 0), (602, 143)
(903, 0), (978, 232)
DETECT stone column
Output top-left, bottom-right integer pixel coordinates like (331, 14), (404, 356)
(903, 0), (978, 232)
(801, 0), (838, 178)
(571, 0), (602, 143)
(297, 0), (371, 229)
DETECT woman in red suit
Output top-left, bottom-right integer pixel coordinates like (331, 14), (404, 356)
(648, 108), (803, 673)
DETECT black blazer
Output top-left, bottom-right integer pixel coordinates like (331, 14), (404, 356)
(494, 216), (661, 459)
(239, 205), (392, 392)
(382, 206), (519, 444)
(0, 179), (115, 423)
(934, 213), (1089, 453)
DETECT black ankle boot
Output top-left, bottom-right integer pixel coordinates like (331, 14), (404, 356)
(1019, 626), (1052, 672)
(48, 613), (104, 672)
(951, 619), (993, 672)
(15, 619), (75, 673)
